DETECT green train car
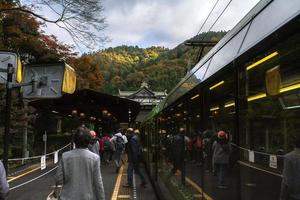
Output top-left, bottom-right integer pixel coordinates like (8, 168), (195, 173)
(141, 0), (300, 199)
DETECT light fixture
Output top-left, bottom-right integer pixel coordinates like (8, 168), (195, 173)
(210, 106), (220, 111)
(80, 113), (85, 117)
(176, 113), (181, 117)
(246, 51), (279, 71)
(247, 93), (267, 102)
(102, 110), (108, 115)
(72, 110), (77, 115)
(196, 114), (200, 118)
(224, 101), (235, 108)
(280, 83), (300, 93)
(190, 94), (200, 100)
(209, 81), (224, 90)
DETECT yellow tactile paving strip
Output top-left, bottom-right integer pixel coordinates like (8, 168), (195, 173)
(111, 164), (133, 200)
(174, 171), (213, 200)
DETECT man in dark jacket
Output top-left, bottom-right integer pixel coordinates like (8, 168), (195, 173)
(170, 127), (190, 175)
(123, 128), (146, 188)
(280, 134), (300, 200)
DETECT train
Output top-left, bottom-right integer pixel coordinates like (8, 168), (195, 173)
(141, 0), (300, 199)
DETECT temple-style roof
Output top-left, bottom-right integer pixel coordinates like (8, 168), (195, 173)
(118, 82), (167, 107)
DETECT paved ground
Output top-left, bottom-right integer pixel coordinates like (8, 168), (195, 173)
(185, 162), (239, 200)
(8, 162), (118, 200)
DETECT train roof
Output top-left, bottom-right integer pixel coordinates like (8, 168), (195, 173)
(150, 0), (300, 116)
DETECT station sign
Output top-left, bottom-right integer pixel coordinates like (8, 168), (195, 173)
(22, 62), (76, 99)
(41, 155), (46, 170)
(54, 151), (58, 164)
(248, 150), (255, 163)
(269, 155), (277, 169)
(0, 51), (22, 84)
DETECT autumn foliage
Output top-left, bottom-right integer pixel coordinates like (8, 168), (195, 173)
(70, 56), (105, 90)
(0, 1), (76, 63)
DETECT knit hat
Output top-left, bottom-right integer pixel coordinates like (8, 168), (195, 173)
(127, 128), (134, 132)
(90, 130), (96, 138)
(217, 131), (227, 139)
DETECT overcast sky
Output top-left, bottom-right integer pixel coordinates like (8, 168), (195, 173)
(41, 0), (260, 52)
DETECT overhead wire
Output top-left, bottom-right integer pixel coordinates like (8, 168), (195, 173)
(200, 0), (233, 41)
(196, 0), (221, 36)
(195, 0), (234, 61)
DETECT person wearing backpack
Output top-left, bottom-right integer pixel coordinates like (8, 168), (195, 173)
(99, 134), (111, 164)
(110, 131), (126, 173)
(123, 128), (147, 188)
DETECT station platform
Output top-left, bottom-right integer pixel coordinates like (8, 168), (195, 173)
(7, 158), (157, 200)
(111, 163), (157, 200)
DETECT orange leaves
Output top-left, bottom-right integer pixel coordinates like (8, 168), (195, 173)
(70, 56), (105, 90)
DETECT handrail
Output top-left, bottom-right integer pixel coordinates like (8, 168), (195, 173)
(8, 143), (71, 161)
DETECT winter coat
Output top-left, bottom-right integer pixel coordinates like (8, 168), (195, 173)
(88, 139), (100, 156)
(212, 140), (229, 164)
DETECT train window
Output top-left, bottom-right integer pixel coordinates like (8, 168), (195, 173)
(239, 31), (300, 155)
(203, 24), (248, 80)
(240, 0), (300, 54)
(204, 70), (236, 143)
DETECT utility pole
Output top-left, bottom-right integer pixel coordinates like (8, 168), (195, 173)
(3, 64), (13, 172)
(43, 130), (47, 155)
(22, 100), (28, 165)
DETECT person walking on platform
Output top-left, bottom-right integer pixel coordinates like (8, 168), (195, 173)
(110, 130), (126, 173)
(0, 161), (9, 200)
(212, 130), (229, 189)
(123, 128), (147, 188)
(88, 130), (100, 157)
(169, 127), (190, 176)
(99, 133), (112, 164)
(193, 131), (203, 164)
(280, 134), (300, 200)
(54, 127), (105, 200)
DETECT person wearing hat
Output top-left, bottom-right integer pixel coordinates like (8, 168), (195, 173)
(212, 130), (230, 189)
(88, 130), (100, 157)
(123, 128), (147, 188)
(280, 134), (300, 200)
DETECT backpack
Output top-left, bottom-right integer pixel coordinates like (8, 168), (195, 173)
(195, 136), (203, 149)
(115, 136), (125, 153)
(104, 139), (111, 150)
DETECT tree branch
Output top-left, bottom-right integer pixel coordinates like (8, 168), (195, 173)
(0, 7), (62, 23)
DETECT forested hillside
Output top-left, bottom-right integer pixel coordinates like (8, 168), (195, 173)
(82, 31), (226, 94)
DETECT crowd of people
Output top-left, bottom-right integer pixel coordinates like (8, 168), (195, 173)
(0, 124), (298, 199)
(163, 127), (233, 188)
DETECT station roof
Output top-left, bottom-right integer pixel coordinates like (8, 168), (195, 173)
(29, 89), (140, 123)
